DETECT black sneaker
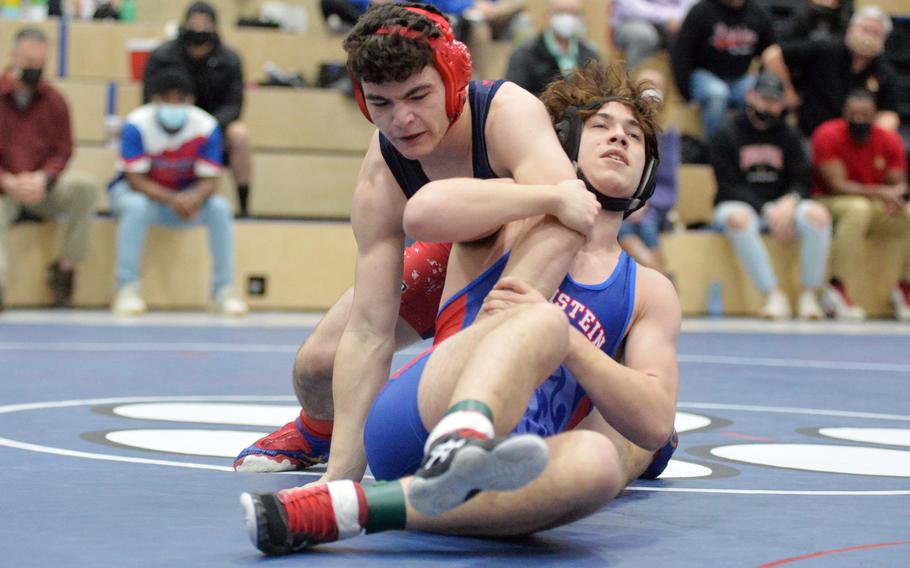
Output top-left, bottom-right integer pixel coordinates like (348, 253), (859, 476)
(240, 485), (343, 556)
(46, 262), (74, 308)
(407, 430), (549, 517)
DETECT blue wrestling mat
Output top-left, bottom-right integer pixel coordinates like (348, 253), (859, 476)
(1, 312), (908, 567)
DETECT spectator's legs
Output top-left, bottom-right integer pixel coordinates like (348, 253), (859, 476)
(109, 180), (157, 289)
(28, 174), (98, 269)
(689, 70), (730, 139)
(195, 195), (235, 297)
(613, 20), (661, 71)
(728, 74), (756, 114)
(714, 201), (778, 293)
(225, 121), (252, 217)
(867, 201), (910, 280)
(0, 194), (23, 291)
(793, 201), (832, 290)
(818, 195), (873, 284)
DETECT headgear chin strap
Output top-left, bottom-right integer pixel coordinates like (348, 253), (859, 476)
(554, 101), (660, 219)
(352, 7), (472, 126)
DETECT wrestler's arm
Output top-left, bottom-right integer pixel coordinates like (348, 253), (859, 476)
(485, 83), (592, 296)
(323, 136), (407, 482)
(563, 268), (680, 451)
(403, 177), (594, 243)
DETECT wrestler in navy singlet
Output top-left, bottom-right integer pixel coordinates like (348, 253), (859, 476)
(363, 251), (640, 480)
(384, 80), (505, 338)
(380, 80), (504, 198)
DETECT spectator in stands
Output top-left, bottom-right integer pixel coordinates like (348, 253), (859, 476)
(811, 89), (910, 321)
(612, 0), (696, 71)
(422, 0), (530, 43)
(0, 28), (98, 311)
(505, 0), (599, 96)
(762, 5), (899, 139)
(143, 1), (253, 217)
(778, 0), (851, 42)
(618, 69), (680, 275)
(710, 72), (830, 320)
(671, 0), (777, 139)
(109, 69), (248, 317)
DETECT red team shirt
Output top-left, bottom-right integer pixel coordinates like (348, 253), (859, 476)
(810, 118), (907, 196)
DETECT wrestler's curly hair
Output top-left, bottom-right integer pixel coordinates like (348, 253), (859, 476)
(343, 2), (445, 84)
(541, 62), (662, 162)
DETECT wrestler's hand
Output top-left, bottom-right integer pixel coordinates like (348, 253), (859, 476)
(302, 475), (330, 489)
(552, 179), (599, 237)
(482, 277), (549, 314)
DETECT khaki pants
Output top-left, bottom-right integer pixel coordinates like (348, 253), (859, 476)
(817, 194), (910, 283)
(0, 173), (98, 286)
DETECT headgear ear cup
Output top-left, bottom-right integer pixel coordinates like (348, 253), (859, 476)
(351, 6), (472, 124)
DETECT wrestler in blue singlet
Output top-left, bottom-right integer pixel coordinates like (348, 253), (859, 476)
(364, 250), (644, 481)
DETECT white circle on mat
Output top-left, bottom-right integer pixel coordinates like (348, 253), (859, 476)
(818, 427), (910, 448)
(675, 412), (712, 433)
(105, 429), (267, 458)
(711, 443), (910, 477)
(112, 402), (298, 427)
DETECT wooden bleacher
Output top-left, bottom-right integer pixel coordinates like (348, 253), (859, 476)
(1, 7), (908, 317)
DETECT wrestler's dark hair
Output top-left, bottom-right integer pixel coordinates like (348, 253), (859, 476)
(541, 61), (661, 163)
(343, 2), (445, 84)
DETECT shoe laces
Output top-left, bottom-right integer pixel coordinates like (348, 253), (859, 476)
(278, 486), (337, 542)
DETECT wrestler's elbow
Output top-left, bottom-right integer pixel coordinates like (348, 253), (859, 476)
(402, 193), (442, 241)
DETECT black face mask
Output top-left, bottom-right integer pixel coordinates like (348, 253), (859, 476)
(20, 67), (43, 88)
(182, 29), (217, 47)
(848, 121), (872, 140)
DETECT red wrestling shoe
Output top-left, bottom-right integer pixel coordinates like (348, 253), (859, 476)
(240, 481), (366, 555)
(233, 415), (330, 472)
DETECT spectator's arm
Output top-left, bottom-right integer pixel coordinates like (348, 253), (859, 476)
(760, 44), (798, 107)
(815, 159), (879, 196)
(784, 130), (811, 198)
(708, 127), (747, 202)
(212, 57), (244, 129)
(38, 93), (74, 184)
(124, 171), (177, 204)
(194, 125), (224, 180)
(875, 111), (900, 132)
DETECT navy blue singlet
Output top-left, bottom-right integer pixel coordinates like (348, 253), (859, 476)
(379, 80), (504, 198)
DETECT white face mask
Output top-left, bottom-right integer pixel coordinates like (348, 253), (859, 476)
(550, 13), (583, 40)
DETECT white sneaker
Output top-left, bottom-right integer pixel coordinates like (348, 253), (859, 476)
(758, 289), (791, 320)
(797, 290), (825, 320)
(820, 283), (866, 321)
(112, 283), (147, 316)
(891, 283), (910, 322)
(211, 285), (248, 316)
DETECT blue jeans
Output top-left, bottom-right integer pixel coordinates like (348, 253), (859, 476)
(713, 200), (832, 293)
(689, 70), (755, 139)
(108, 179), (235, 296)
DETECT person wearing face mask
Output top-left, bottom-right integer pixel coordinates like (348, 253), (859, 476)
(505, 0), (600, 96)
(0, 27), (99, 311)
(143, 1), (252, 217)
(709, 71), (832, 319)
(762, 5), (899, 139)
(107, 68), (248, 317)
(810, 89), (910, 321)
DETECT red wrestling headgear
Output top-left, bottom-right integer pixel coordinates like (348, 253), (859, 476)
(352, 7), (472, 125)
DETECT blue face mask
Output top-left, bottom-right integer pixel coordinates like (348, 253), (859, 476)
(157, 103), (189, 132)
